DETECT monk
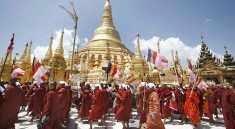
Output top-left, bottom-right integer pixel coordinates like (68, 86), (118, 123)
(66, 84), (73, 121)
(79, 84), (92, 121)
(146, 83), (165, 129)
(89, 83), (109, 129)
(57, 81), (69, 125)
(113, 84), (121, 115)
(31, 82), (47, 121)
(115, 84), (132, 129)
(0, 78), (23, 129)
(214, 85), (223, 117)
(222, 82), (235, 129)
(137, 82), (149, 129)
(21, 82), (30, 111)
(26, 82), (38, 115)
(39, 82), (61, 129)
(158, 84), (172, 123)
(203, 87), (215, 123)
(184, 86), (201, 129)
(174, 85), (186, 124)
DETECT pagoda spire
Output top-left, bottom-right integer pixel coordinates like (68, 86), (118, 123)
(19, 43), (29, 62)
(157, 40), (160, 53)
(135, 32), (142, 57)
(101, 0), (114, 27)
(175, 51), (179, 61)
(44, 36), (53, 60)
(54, 29), (64, 58)
(26, 41), (32, 62)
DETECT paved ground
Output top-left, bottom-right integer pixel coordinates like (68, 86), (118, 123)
(15, 106), (226, 129)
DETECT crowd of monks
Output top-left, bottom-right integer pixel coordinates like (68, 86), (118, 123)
(0, 77), (235, 129)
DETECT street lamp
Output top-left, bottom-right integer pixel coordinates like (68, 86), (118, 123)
(59, 0), (78, 75)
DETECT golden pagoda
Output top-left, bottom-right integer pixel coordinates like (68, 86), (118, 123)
(75, 0), (133, 82)
(42, 36), (53, 66)
(17, 41), (32, 82)
(49, 29), (67, 82)
(131, 33), (148, 81)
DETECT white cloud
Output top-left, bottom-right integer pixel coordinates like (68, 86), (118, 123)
(133, 36), (223, 69)
(204, 18), (212, 24)
(32, 28), (88, 61)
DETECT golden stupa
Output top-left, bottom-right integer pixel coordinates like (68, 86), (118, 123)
(71, 0), (136, 82)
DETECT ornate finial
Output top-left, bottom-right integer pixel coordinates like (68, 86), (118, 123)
(135, 32), (142, 57)
(157, 40), (160, 53)
(54, 29), (65, 58)
(101, 0), (114, 27)
(201, 33), (205, 44)
(44, 36), (53, 62)
(19, 42), (29, 62)
(26, 41), (32, 62)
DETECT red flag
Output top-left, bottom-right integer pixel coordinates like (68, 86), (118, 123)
(7, 33), (14, 52)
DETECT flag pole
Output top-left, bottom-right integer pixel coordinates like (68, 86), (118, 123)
(0, 33), (14, 79)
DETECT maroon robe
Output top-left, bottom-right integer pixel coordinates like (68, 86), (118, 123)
(26, 85), (38, 114)
(32, 86), (47, 117)
(115, 89), (132, 121)
(89, 89), (109, 121)
(41, 89), (61, 129)
(21, 84), (29, 107)
(159, 87), (172, 118)
(57, 87), (68, 122)
(222, 89), (235, 129)
(101, 88), (110, 115)
(79, 88), (92, 117)
(66, 87), (73, 119)
(203, 89), (216, 118)
(0, 85), (23, 129)
(174, 88), (185, 117)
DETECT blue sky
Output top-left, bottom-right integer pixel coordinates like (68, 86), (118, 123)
(0, 0), (235, 65)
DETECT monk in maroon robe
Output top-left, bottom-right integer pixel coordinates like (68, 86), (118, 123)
(21, 83), (30, 110)
(115, 84), (132, 129)
(39, 82), (61, 129)
(158, 84), (172, 123)
(57, 81), (69, 124)
(79, 84), (92, 120)
(0, 78), (23, 129)
(89, 83), (109, 129)
(114, 87), (122, 115)
(203, 87), (215, 123)
(174, 85), (186, 124)
(26, 84), (38, 115)
(31, 82), (47, 121)
(222, 83), (235, 129)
